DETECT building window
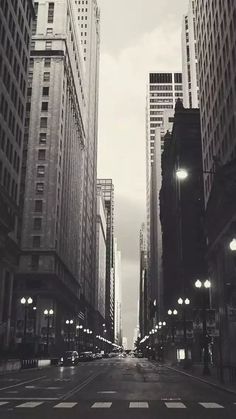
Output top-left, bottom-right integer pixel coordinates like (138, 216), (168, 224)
(37, 165), (45, 177)
(39, 133), (47, 145)
(45, 41), (52, 50)
(43, 72), (50, 82)
(32, 236), (41, 248)
(42, 87), (49, 96)
(38, 149), (46, 160)
(47, 3), (55, 23)
(46, 28), (53, 35)
(36, 182), (44, 194)
(34, 200), (43, 212)
(33, 217), (42, 230)
(40, 117), (47, 128)
(44, 58), (51, 67)
(31, 255), (39, 269)
(41, 102), (48, 111)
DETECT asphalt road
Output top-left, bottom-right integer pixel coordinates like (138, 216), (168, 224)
(0, 357), (236, 418)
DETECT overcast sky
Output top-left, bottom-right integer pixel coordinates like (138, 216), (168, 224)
(97, 0), (189, 347)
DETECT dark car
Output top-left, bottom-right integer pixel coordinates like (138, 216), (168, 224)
(78, 351), (94, 361)
(60, 351), (79, 366)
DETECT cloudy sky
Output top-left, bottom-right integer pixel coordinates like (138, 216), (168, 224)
(97, 0), (189, 347)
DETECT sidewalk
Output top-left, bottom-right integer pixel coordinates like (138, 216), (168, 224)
(166, 363), (236, 396)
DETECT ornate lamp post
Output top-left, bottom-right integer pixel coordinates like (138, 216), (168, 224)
(44, 309), (54, 354)
(20, 297), (33, 343)
(195, 279), (211, 375)
(178, 297), (190, 362)
(168, 309), (178, 342)
(66, 319), (74, 350)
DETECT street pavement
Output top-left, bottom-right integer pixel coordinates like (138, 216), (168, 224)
(0, 356), (236, 418)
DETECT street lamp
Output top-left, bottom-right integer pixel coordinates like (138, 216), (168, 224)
(178, 297), (191, 362)
(20, 297), (33, 343)
(176, 168), (188, 180)
(194, 279), (211, 375)
(229, 238), (236, 251)
(168, 309), (178, 342)
(44, 309), (54, 354)
(66, 319), (74, 350)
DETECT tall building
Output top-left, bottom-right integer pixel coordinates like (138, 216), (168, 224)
(139, 223), (148, 338)
(77, 0), (100, 332)
(16, 0), (87, 354)
(97, 179), (115, 340)
(182, 0), (199, 108)
(114, 238), (122, 346)
(95, 186), (106, 323)
(0, 0), (34, 350)
(146, 72), (182, 326)
(160, 101), (207, 312)
(195, 0), (236, 367)
(196, 0), (236, 202)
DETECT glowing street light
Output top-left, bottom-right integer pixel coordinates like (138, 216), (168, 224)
(176, 168), (188, 180)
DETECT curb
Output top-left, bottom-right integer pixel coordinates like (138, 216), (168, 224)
(165, 364), (236, 396)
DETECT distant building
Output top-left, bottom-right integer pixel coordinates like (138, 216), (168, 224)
(146, 73), (182, 326)
(122, 337), (128, 351)
(0, 0), (34, 350)
(95, 186), (107, 322)
(139, 223), (148, 337)
(114, 238), (122, 346)
(97, 179), (115, 340)
(149, 112), (175, 320)
(182, 0), (199, 108)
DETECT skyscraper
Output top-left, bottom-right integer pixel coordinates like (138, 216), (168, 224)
(195, 0), (236, 202)
(77, 0), (101, 329)
(139, 223), (148, 338)
(95, 186), (106, 322)
(0, 0), (34, 350)
(114, 238), (122, 346)
(182, 0), (199, 108)
(195, 0), (236, 366)
(97, 179), (115, 340)
(16, 0), (87, 353)
(146, 72), (182, 325)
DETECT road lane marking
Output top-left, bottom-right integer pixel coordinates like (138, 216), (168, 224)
(25, 386), (36, 389)
(16, 402), (44, 408)
(0, 376), (46, 391)
(129, 402), (149, 408)
(98, 391), (117, 394)
(0, 402), (8, 406)
(165, 402), (187, 408)
(54, 402), (77, 409)
(92, 402), (112, 408)
(0, 397), (58, 401)
(199, 402), (224, 409)
(61, 371), (102, 400)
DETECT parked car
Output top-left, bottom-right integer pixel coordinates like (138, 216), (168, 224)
(59, 351), (79, 366)
(78, 351), (94, 361)
(94, 353), (103, 359)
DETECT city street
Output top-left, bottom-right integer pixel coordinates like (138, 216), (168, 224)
(0, 357), (235, 418)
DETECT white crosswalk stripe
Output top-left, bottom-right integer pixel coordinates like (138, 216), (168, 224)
(54, 402), (78, 409)
(129, 402), (149, 408)
(92, 402), (112, 408)
(199, 402), (224, 409)
(16, 402), (44, 408)
(0, 400), (234, 409)
(165, 402), (187, 408)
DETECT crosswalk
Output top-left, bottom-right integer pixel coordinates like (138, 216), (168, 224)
(0, 400), (235, 409)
